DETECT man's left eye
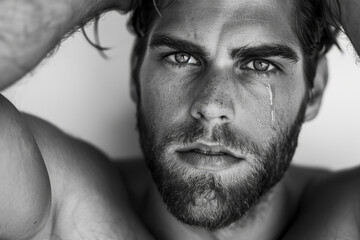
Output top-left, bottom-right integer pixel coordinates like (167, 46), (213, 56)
(241, 60), (276, 72)
(165, 52), (201, 66)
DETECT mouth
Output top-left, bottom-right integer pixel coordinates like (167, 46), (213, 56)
(176, 143), (245, 171)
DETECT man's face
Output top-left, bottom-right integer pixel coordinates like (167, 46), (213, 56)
(135, 0), (308, 230)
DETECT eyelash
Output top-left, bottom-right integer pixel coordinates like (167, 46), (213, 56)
(162, 52), (202, 69)
(238, 59), (282, 76)
(161, 52), (282, 76)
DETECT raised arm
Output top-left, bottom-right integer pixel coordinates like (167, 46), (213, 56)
(0, 1), (156, 239)
(0, 0), (132, 90)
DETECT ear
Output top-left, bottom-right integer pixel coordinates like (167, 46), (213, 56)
(304, 56), (328, 121)
(130, 52), (140, 103)
(130, 77), (138, 103)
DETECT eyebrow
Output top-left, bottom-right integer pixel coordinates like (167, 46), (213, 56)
(150, 33), (299, 63)
(150, 33), (210, 58)
(231, 44), (299, 63)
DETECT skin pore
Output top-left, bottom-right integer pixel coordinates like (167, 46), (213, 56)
(132, 0), (318, 239)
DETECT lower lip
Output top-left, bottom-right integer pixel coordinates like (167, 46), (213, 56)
(176, 151), (244, 171)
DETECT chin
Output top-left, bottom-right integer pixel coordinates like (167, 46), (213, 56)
(148, 154), (272, 230)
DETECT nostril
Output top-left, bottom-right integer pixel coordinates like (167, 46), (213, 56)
(193, 111), (205, 120)
(220, 115), (228, 120)
(190, 98), (235, 123)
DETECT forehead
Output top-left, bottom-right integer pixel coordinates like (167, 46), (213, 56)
(150, 0), (299, 52)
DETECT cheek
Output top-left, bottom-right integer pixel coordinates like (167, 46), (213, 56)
(139, 57), (189, 139)
(232, 82), (277, 143)
(237, 70), (307, 143)
(273, 71), (307, 127)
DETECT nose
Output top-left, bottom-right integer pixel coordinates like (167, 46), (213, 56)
(190, 74), (235, 124)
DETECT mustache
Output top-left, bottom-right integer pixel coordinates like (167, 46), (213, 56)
(161, 121), (262, 156)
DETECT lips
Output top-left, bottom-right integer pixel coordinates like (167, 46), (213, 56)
(176, 143), (245, 171)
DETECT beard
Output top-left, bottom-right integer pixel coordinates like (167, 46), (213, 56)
(136, 102), (306, 230)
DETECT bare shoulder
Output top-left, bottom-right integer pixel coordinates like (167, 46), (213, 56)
(0, 96), (51, 240)
(294, 165), (360, 208)
(22, 114), (152, 239)
(23, 113), (120, 201)
(282, 165), (360, 240)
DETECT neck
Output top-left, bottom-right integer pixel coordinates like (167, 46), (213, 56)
(143, 179), (292, 240)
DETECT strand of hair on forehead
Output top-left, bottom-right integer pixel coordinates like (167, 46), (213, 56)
(81, 0), (161, 58)
(153, 0), (162, 17)
(81, 14), (110, 59)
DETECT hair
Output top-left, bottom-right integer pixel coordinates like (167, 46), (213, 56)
(127, 0), (340, 93)
(291, 0), (340, 88)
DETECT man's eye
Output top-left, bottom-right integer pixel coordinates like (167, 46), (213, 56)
(165, 52), (200, 66)
(241, 60), (276, 72)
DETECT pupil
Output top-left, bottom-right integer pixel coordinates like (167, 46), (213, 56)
(175, 53), (190, 63)
(254, 60), (269, 71)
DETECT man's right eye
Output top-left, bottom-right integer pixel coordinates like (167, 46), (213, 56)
(164, 52), (201, 67)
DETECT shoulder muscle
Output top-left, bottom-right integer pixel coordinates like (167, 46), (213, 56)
(23, 113), (154, 240)
(0, 95), (51, 240)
